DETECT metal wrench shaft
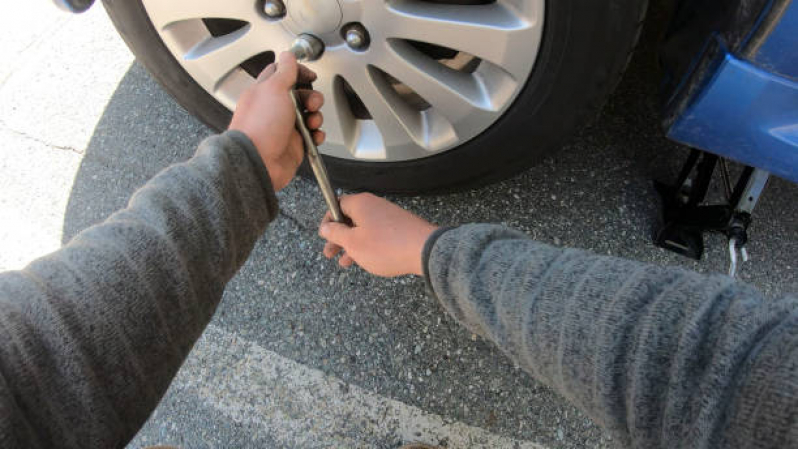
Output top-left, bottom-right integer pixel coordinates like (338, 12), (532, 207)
(289, 90), (345, 223)
(287, 34), (345, 223)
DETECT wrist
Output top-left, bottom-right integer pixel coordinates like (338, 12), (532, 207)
(410, 224), (439, 276)
(225, 130), (271, 184)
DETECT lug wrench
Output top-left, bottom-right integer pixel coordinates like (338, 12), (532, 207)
(287, 34), (346, 223)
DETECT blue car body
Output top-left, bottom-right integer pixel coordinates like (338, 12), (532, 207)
(664, 0), (798, 183)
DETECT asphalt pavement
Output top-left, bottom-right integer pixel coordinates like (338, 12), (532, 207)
(1, 3), (796, 449)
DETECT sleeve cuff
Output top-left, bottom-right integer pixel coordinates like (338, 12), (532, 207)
(223, 130), (280, 220)
(422, 226), (457, 300)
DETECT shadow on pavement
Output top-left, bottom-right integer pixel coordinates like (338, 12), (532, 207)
(61, 63), (214, 243)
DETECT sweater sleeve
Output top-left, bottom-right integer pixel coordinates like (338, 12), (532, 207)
(425, 224), (798, 448)
(0, 130), (278, 449)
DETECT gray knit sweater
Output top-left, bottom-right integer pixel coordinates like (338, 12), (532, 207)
(425, 226), (798, 448)
(1, 132), (796, 448)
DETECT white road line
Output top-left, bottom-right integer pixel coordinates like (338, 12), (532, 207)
(176, 325), (548, 448)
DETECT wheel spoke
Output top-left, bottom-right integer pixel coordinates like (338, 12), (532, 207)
(314, 75), (355, 152)
(377, 0), (542, 80)
(143, 0), (262, 30)
(339, 63), (423, 156)
(177, 25), (290, 94)
(374, 40), (499, 135)
(178, 25), (262, 92)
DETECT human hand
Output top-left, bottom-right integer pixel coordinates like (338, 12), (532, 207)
(229, 52), (325, 191)
(318, 193), (439, 277)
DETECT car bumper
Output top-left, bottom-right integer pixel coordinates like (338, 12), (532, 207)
(666, 0), (798, 183)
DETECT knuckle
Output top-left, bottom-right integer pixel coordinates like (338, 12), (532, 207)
(358, 192), (378, 207)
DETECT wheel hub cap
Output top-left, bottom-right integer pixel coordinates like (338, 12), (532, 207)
(283, 0), (342, 36)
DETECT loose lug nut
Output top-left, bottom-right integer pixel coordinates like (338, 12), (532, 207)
(262, 0), (285, 18)
(290, 34), (325, 62)
(343, 23), (370, 51)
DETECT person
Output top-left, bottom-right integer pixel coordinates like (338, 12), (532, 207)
(0, 51), (795, 449)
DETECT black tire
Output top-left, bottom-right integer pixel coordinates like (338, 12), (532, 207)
(103, 0), (648, 193)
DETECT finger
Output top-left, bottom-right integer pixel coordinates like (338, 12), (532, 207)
(305, 111), (323, 130)
(339, 254), (355, 268)
(295, 90), (324, 112)
(256, 63), (278, 83)
(338, 193), (369, 218)
(319, 221), (353, 247)
(320, 210), (333, 226)
(324, 242), (342, 259)
(336, 195), (355, 219)
(313, 130), (326, 146)
(297, 64), (318, 85)
(273, 52), (299, 88)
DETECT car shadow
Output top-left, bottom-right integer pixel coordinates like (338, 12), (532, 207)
(61, 63), (214, 243)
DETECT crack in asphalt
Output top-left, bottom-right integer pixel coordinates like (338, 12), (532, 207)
(0, 120), (84, 155)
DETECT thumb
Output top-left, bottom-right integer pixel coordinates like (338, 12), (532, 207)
(319, 221), (353, 248)
(273, 52), (298, 88)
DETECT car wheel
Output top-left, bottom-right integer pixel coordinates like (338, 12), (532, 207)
(103, 0), (647, 193)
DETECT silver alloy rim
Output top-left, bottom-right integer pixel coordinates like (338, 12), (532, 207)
(141, 0), (545, 162)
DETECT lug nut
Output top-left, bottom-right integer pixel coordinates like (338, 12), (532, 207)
(343, 24), (370, 51)
(290, 34), (325, 62)
(345, 28), (366, 48)
(262, 0), (285, 18)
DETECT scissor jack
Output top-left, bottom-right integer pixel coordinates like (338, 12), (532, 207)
(654, 148), (770, 277)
